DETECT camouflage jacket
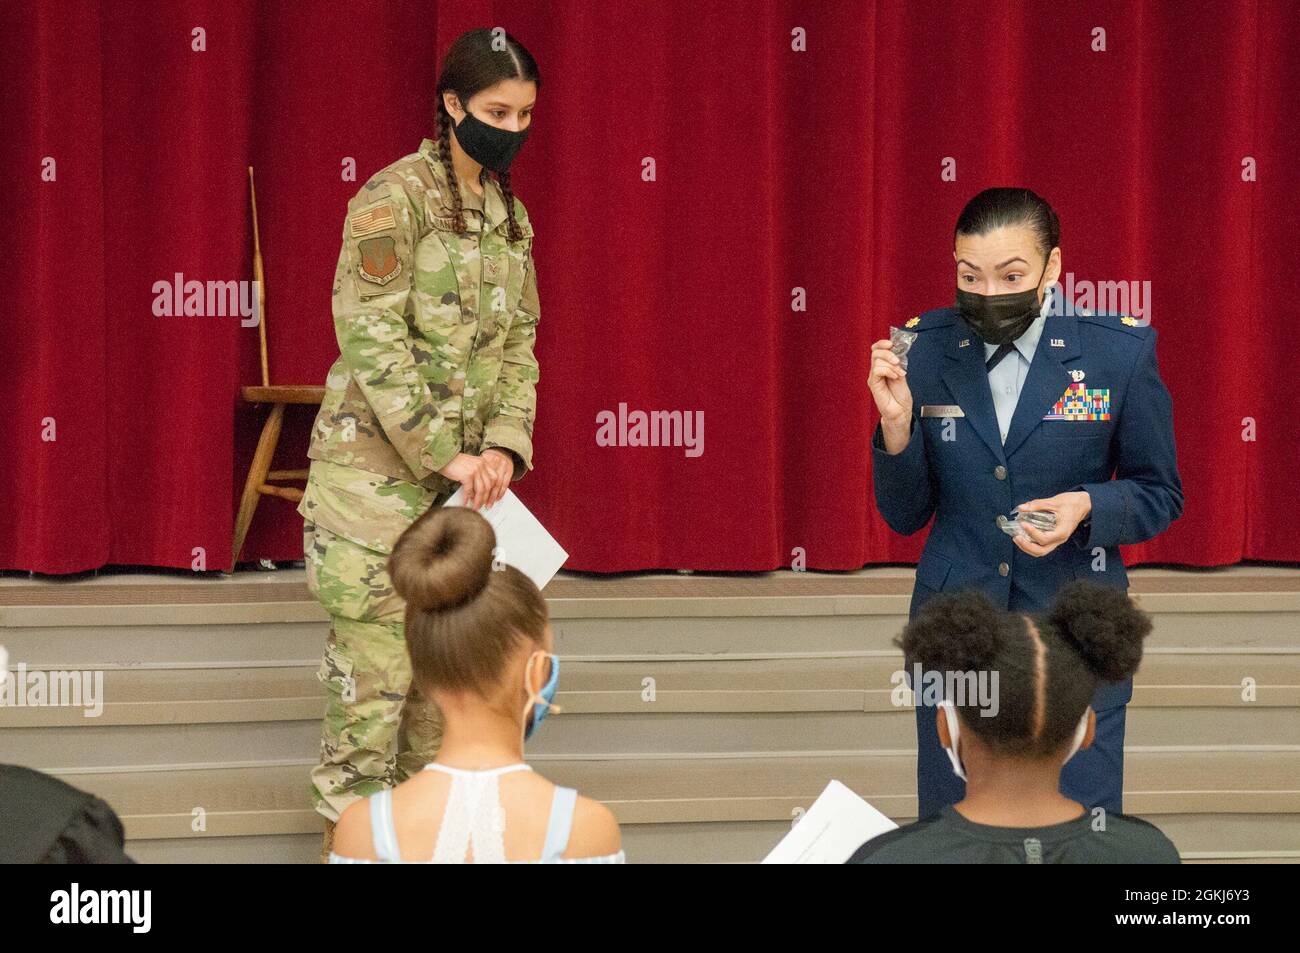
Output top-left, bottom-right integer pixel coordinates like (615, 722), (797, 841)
(305, 137), (540, 502)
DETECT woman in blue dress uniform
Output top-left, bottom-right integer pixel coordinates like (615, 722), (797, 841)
(867, 187), (1183, 819)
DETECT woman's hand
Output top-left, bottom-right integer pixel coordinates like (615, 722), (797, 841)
(1012, 492), (1092, 557)
(869, 338), (914, 452)
(478, 449), (514, 507)
(437, 452), (512, 510)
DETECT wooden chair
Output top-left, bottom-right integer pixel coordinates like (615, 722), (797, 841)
(230, 167), (325, 572)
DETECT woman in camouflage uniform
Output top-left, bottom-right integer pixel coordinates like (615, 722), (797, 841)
(299, 28), (542, 859)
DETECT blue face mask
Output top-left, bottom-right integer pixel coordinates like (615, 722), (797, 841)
(523, 652), (560, 741)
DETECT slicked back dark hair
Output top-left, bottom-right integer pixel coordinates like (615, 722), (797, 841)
(955, 187), (1060, 265)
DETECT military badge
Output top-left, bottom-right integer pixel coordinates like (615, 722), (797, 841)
(1121, 315), (1140, 327)
(357, 236), (401, 286)
(1043, 383), (1110, 420)
(904, 316), (920, 329)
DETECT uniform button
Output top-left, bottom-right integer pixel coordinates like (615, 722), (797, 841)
(994, 465), (1007, 480)
(998, 562), (1009, 576)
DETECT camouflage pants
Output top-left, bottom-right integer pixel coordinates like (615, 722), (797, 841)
(304, 519), (445, 822)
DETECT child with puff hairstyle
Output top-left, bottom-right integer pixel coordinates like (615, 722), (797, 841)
(329, 506), (623, 863)
(849, 580), (1179, 863)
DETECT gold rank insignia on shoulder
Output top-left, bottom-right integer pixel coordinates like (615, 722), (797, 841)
(1120, 315), (1139, 326)
(904, 316), (920, 328)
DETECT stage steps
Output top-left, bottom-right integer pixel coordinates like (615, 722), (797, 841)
(1, 565), (1297, 864)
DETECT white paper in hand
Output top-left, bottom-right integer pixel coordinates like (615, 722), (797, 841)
(761, 780), (898, 864)
(442, 488), (568, 591)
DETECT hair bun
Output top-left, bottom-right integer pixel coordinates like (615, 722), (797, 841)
(389, 506), (496, 613)
(1046, 580), (1152, 681)
(900, 589), (1004, 675)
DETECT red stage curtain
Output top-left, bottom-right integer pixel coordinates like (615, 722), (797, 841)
(3, 1), (1297, 574)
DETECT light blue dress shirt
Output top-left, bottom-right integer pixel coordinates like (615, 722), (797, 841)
(984, 287), (1055, 444)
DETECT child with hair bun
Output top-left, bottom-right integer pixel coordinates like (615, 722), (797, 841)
(329, 506), (623, 864)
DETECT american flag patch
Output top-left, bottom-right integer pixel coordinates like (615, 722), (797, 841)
(349, 201), (396, 239)
(1043, 383), (1110, 420)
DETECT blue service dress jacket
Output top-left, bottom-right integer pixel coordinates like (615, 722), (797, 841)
(872, 306), (1184, 711)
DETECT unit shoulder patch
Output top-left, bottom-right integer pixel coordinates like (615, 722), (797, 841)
(357, 235), (401, 286)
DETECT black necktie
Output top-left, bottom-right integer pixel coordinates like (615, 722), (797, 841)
(985, 342), (1016, 372)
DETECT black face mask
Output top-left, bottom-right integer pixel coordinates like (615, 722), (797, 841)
(955, 258), (1050, 346)
(452, 108), (530, 173)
